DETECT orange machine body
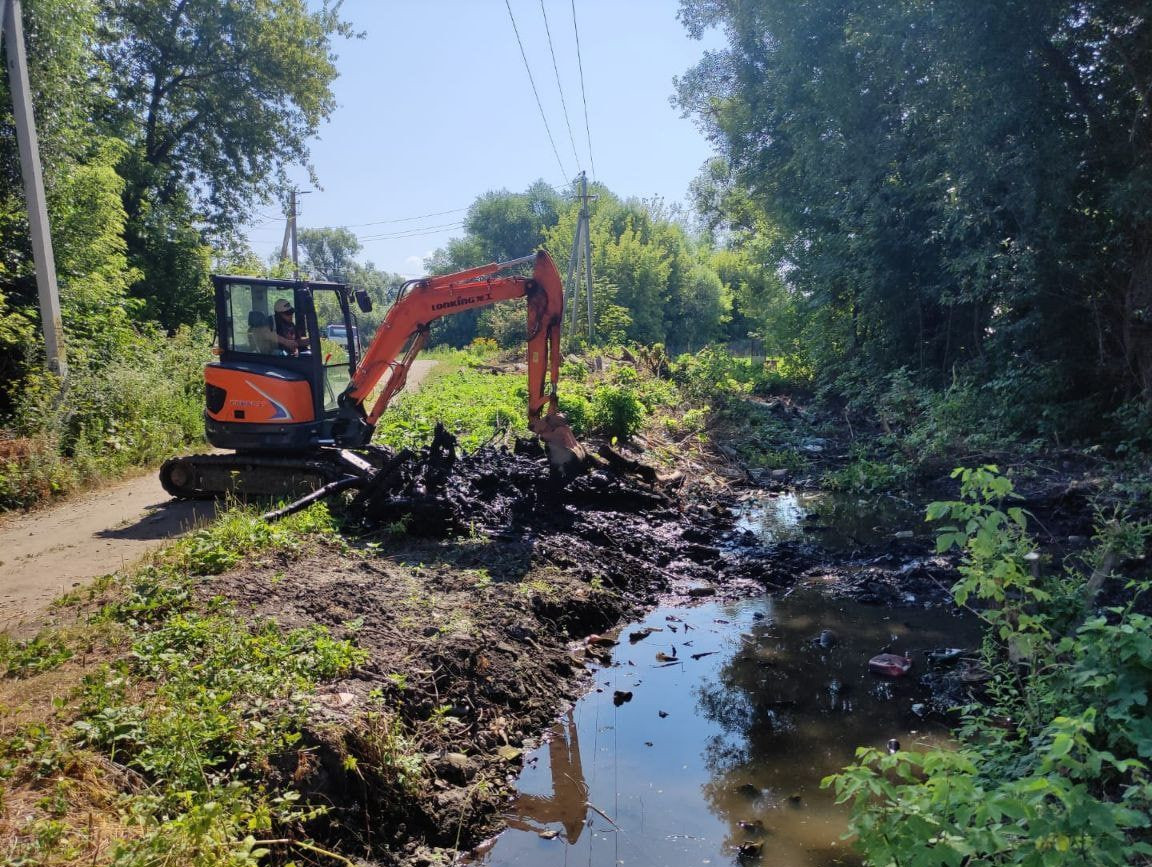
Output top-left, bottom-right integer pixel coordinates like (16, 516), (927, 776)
(198, 252), (582, 468)
(204, 364), (316, 425)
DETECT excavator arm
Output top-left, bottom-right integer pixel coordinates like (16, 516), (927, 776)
(336, 250), (586, 474)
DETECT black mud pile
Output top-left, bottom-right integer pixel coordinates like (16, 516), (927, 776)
(345, 425), (763, 602)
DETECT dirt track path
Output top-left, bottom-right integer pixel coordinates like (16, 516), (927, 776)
(0, 360), (438, 632)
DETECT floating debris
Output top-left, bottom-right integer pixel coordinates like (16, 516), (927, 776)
(869, 653), (913, 677)
(736, 840), (764, 861)
(628, 627), (661, 643)
(925, 647), (965, 665)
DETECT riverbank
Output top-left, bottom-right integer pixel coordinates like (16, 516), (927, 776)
(1, 356), (1146, 865)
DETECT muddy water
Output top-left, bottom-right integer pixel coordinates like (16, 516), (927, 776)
(478, 592), (979, 866)
(477, 494), (980, 867)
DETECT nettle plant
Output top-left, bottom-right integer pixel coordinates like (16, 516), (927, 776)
(825, 467), (1152, 867)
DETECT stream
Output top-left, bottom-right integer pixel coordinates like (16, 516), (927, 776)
(474, 492), (981, 866)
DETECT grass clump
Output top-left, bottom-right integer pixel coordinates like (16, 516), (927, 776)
(0, 327), (210, 510)
(0, 632), (74, 679)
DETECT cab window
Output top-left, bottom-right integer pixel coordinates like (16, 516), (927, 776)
(222, 282), (296, 355)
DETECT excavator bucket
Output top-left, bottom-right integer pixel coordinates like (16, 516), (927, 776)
(531, 413), (588, 479)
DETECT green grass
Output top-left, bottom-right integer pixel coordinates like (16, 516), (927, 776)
(0, 501), (380, 867)
(375, 364), (537, 452)
(0, 327), (211, 510)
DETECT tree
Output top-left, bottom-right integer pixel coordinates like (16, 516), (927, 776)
(298, 227), (361, 281)
(96, 0), (356, 328)
(1, 0), (141, 408)
(426, 182), (563, 347)
(676, 0), (1152, 426)
(462, 180), (563, 264)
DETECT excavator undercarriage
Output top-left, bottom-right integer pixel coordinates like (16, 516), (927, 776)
(159, 447), (393, 501)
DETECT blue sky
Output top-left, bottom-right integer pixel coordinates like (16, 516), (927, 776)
(244, 0), (723, 277)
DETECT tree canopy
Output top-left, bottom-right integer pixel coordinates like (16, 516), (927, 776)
(98, 0), (355, 327)
(676, 0), (1152, 424)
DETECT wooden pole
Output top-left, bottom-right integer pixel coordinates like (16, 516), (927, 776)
(3, 0), (66, 376)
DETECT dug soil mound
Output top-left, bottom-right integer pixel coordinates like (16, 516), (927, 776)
(203, 429), (961, 865)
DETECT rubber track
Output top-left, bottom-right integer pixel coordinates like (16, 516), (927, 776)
(159, 452), (353, 500)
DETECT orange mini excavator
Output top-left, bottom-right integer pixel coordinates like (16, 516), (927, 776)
(160, 251), (586, 499)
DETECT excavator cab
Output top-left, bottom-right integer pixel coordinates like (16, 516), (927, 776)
(205, 275), (362, 452)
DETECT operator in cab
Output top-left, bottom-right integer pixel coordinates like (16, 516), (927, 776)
(272, 298), (307, 355)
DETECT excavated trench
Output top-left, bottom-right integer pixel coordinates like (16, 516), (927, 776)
(206, 429), (983, 866)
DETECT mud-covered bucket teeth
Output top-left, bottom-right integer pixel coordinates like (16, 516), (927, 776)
(530, 413), (588, 479)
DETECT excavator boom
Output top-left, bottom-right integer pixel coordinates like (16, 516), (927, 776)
(333, 250), (584, 474)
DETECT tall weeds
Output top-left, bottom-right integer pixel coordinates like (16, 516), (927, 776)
(0, 326), (210, 509)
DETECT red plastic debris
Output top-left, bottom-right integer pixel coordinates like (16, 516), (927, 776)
(868, 653), (913, 677)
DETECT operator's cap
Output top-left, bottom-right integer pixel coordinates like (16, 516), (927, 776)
(275, 299), (293, 313)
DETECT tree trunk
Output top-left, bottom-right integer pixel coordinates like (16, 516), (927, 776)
(1123, 236), (1152, 405)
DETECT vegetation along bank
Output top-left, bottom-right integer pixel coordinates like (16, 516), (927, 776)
(2, 1), (1151, 865)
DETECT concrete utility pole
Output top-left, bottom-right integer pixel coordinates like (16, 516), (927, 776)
(564, 171), (595, 340)
(3, 0), (66, 376)
(285, 188), (311, 280)
(290, 189), (299, 280)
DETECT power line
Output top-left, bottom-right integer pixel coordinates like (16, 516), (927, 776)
(357, 221), (465, 242)
(570, 0), (596, 180)
(539, 0), (581, 173)
(504, 0), (569, 181)
(316, 206), (470, 230)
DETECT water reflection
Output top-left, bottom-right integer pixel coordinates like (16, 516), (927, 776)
(736, 491), (921, 550)
(505, 710), (589, 843)
(477, 591), (980, 867)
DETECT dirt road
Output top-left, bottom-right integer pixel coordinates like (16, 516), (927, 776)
(0, 360), (438, 631)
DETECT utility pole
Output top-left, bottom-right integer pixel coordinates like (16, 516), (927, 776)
(564, 171), (595, 340)
(279, 207), (291, 264)
(3, 0), (66, 376)
(290, 189), (299, 280)
(286, 188), (310, 280)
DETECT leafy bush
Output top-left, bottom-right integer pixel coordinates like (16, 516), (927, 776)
(557, 391), (591, 435)
(560, 358), (589, 382)
(826, 468), (1152, 866)
(823, 454), (908, 494)
(673, 346), (756, 404)
(465, 336), (500, 357)
(0, 326), (210, 509)
(589, 383), (646, 441)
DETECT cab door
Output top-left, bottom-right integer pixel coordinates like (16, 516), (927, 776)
(310, 286), (359, 416)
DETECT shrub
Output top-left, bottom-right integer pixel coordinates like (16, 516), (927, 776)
(557, 392), (591, 435)
(590, 383), (646, 441)
(465, 336), (500, 358)
(671, 346), (765, 405)
(0, 327), (210, 509)
(826, 468), (1152, 866)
